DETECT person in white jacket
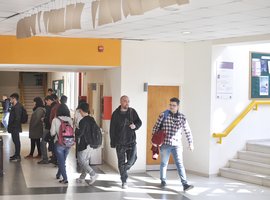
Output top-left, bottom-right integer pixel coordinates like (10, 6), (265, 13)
(50, 104), (73, 184)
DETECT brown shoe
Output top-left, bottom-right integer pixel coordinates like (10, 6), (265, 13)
(24, 155), (33, 159)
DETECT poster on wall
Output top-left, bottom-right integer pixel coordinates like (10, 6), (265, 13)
(216, 62), (234, 100)
(52, 80), (64, 98)
(250, 52), (270, 99)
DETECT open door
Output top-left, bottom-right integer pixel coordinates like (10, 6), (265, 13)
(147, 85), (180, 170)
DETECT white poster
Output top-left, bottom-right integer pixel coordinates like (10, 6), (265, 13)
(216, 62), (234, 100)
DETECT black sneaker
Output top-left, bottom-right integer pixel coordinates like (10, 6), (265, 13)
(183, 184), (194, 192)
(10, 156), (21, 162)
(9, 155), (16, 160)
(37, 160), (49, 164)
(161, 181), (166, 188)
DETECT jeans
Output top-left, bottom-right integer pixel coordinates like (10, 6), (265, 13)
(41, 129), (49, 161)
(2, 112), (9, 129)
(77, 146), (95, 179)
(160, 144), (188, 186)
(11, 131), (21, 157)
(30, 139), (41, 156)
(116, 143), (137, 183)
(55, 143), (70, 181)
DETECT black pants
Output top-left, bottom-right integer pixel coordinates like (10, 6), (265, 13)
(30, 139), (41, 156)
(116, 143), (137, 183)
(11, 131), (21, 157)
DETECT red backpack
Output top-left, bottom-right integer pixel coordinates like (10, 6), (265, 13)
(57, 117), (75, 147)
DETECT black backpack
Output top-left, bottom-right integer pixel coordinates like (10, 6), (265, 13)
(84, 117), (102, 149)
(21, 106), (28, 124)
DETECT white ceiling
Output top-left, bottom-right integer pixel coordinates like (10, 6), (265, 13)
(0, 0), (270, 42)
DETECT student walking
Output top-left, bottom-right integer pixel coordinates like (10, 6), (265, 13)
(75, 102), (98, 185)
(110, 95), (142, 189)
(152, 97), (194, 192)
(50, 104), (73, 184)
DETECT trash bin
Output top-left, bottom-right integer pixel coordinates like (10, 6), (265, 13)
(0, 136), (3, 176)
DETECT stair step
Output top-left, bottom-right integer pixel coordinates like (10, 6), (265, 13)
(247, 140), (270, 154)
(229, 159), (270, 176)
(238, 150), (270, 165)
(220, 168), (270, 187)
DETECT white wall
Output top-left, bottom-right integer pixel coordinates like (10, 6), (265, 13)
(121, 40), (185, 172)
(83, 68), (121, 171)
(210, 43), (270, 175)
(0, 72), (19, 97)
(182, 41), (212, 176)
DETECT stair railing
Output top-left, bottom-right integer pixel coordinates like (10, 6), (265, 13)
(213, 100), (270, 144)
(18, 73), (25, 106)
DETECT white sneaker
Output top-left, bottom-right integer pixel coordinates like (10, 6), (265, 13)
(122, 182), (128, 189)
(76, 178), (85, 183)
(86, 174), (98, 185)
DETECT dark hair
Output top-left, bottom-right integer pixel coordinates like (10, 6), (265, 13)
(78, 102), (89, 114)
(10, 93), (19, 101)
(51, 94), (58, 101)
(60, 95), (68, 104)
(170, 97), (180, 105)
(44, 95), (54, 101)
(56, 104), (70, 117)
(77, 99), (87, 109)
(48, 88), (53, 92)
(33, 97), (44, 111)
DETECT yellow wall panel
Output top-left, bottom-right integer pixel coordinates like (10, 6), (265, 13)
(0, 36), (121, 67)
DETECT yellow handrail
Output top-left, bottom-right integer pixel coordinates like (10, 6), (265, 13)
(212, 100), (270, 144)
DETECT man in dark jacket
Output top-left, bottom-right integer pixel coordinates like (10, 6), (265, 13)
(1, 95), (11, 132)
(110, 95), (142, 189)
(38, 95), (54, 164)
(8, 93), (23, 162)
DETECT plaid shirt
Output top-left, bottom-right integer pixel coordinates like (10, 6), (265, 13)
(152, 111), (193, 146)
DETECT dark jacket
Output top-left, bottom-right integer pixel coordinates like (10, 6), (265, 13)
(2, 99), (10, 113)
(44, 105), (52, 130)
(8, 102), (22, 133)
(29, 107), (45, 139)
(110, 106), (142, 148)
(76, 115), (95, 151)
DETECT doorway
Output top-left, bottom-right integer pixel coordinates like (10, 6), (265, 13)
(146, 85), (180, 170)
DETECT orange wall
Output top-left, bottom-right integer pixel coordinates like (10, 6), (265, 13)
(0, 36), (121, 67)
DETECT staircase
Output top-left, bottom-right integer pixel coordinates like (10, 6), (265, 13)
(220, 140), (270, 187)
(23, 86), (45, 119)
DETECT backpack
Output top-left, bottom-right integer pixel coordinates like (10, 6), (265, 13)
(84, 117), (102, 149)
(57, 117), (75, 147)
(21, 106), (28, 124)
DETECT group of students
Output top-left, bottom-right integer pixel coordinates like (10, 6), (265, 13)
(5, 89), (195, 191)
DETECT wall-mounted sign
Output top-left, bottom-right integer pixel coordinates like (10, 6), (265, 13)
(216, 62), (234, 100)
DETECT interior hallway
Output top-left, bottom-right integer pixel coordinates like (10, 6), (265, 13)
(1, 129), (270, 200)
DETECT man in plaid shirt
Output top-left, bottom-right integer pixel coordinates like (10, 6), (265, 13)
(152, 97), (194, 192)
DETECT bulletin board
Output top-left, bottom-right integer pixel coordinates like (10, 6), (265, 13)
(52, 80), (64, 98)
(250, 52), (270, 99)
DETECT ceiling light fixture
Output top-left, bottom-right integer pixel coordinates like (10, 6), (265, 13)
(182, 31), (191, 34)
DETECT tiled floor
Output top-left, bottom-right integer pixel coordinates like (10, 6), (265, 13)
(1, 131), (270, 200)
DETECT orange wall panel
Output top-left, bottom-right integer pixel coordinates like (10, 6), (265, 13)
(0, 35), (121, 67)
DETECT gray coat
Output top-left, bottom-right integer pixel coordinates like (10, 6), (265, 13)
(29, 107), (45, 139)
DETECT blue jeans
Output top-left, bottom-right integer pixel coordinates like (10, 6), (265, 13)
(116, 143), (137, 183)
(2, 112), (9, 129)
(160, 144), (188, 186)
(55, 143), (70, 181)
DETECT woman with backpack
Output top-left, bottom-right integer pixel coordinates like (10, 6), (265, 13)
(25, 97), (45, 159)
(50, 104), (74, 184)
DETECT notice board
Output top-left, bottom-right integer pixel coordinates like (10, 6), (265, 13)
(250, 52), (270, 99)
